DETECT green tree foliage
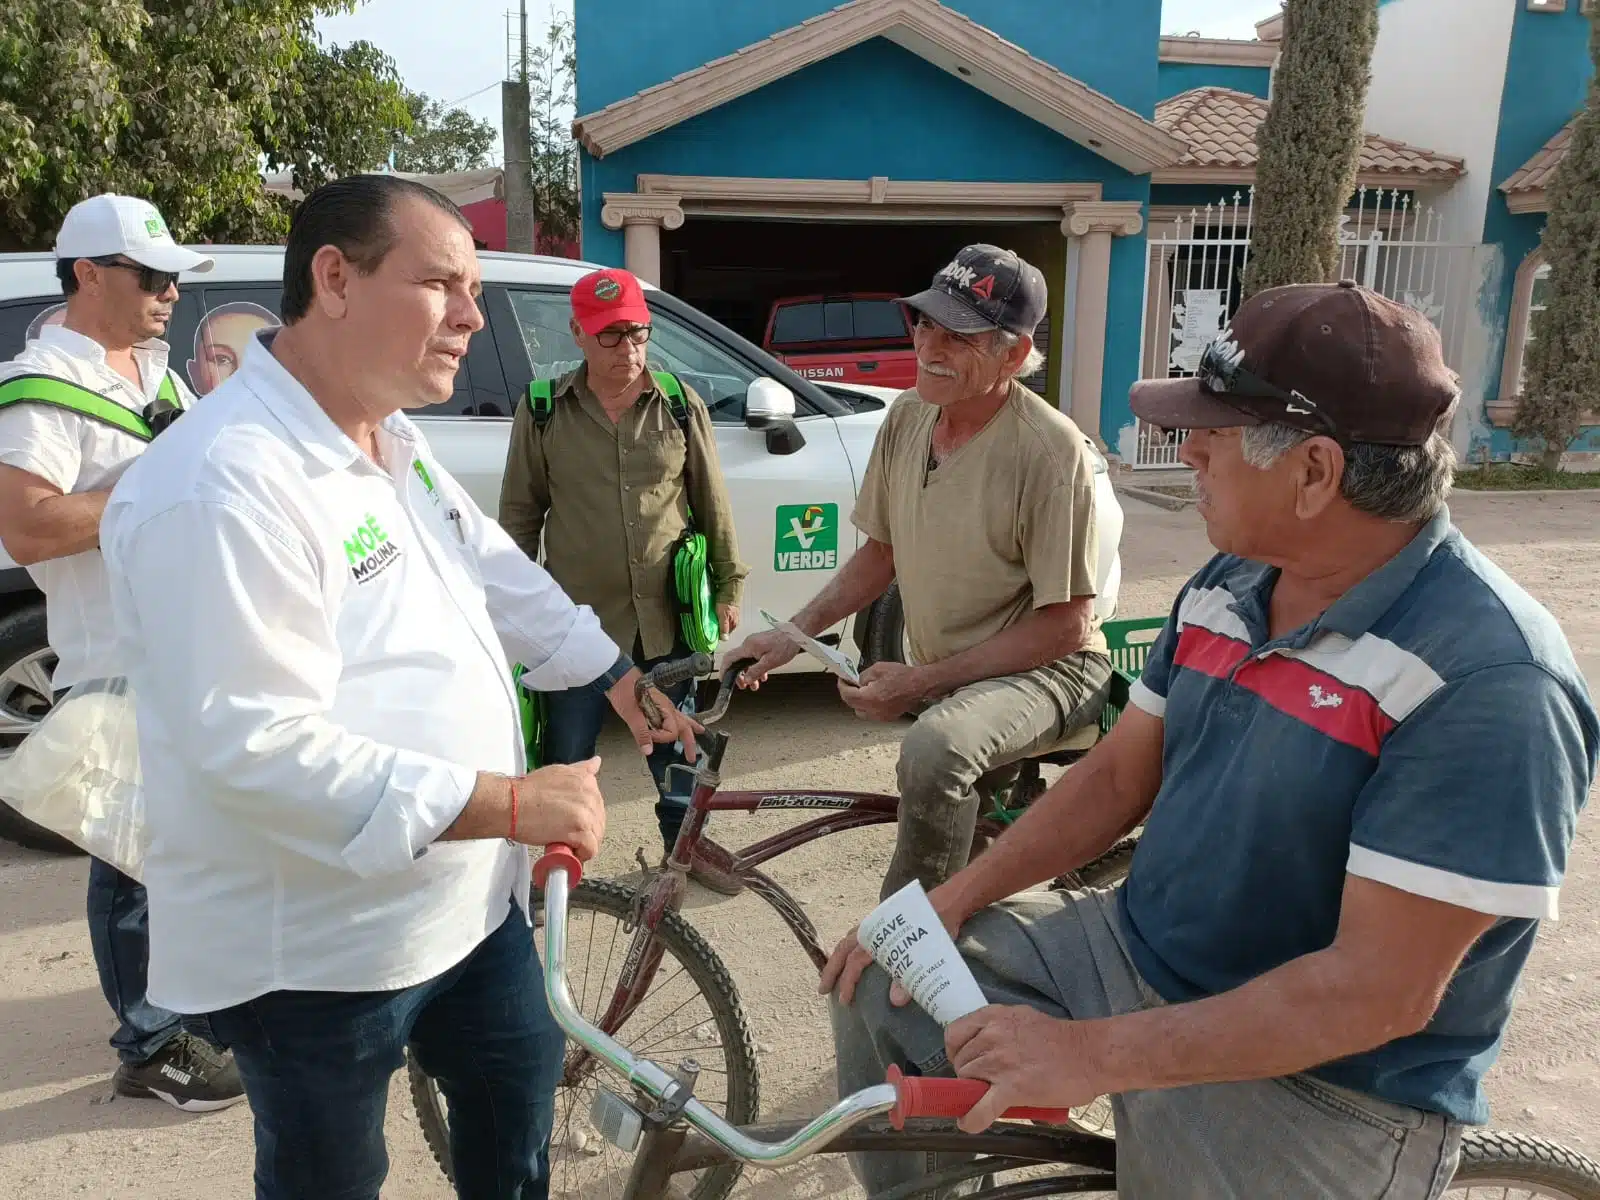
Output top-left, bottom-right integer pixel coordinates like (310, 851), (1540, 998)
(528, 15), (578, 244)
(1242, 0), (1379, 297)
(392, 92), (496, 175)
(1515, 21), (1600, 471)
(0, 1), (411, 250)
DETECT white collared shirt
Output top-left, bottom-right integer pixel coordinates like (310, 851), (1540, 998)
(100, 332), (620, 1014)
(0, 326), (194, 688)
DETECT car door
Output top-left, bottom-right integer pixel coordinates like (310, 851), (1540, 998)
(490, 284), (860, 662)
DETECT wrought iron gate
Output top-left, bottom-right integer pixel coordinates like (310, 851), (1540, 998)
(1133, 187), (1478, 469)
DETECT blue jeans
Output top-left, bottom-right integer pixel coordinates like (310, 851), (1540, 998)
(202, 906), (561, 1200)
(86, 856), (182, 1064)
(542, 647), (694, 850)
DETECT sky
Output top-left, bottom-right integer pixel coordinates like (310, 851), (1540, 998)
(315, 0), (1277, 162)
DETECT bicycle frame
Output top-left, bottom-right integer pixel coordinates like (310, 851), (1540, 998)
(538, 845), (1118, 1200)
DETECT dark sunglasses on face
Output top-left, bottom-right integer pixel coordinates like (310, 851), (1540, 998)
(1196, 334), (1342, 441)
(596, 324), (651, 349)
(90, 256), (181, 295)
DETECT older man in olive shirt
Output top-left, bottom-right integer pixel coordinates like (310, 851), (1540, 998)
(729, 246), (1112, 900)
(499, 268), (747, 885)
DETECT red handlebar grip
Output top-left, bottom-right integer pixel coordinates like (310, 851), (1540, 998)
(886, 1066), (1071, 1129)
(533, 843), (583, 890)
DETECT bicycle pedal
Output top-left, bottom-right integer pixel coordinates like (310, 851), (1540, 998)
(590, 1087), (644, 1152)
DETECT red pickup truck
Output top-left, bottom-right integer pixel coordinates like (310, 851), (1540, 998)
(762, 293), (919, 390)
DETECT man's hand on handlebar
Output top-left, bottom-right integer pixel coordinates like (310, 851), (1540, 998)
(608, 669), (702, 763)
(518, 760), (607, 861)
(720, 630), (799, 689)
(945, 1005), (1099, 1133)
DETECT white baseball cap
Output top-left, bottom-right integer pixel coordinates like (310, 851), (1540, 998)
(54, 194), (215, 274)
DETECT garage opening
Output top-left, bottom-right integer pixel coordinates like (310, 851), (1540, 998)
(659, 218), (1064, 402)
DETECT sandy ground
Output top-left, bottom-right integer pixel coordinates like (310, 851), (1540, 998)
(3, 490), (1599, 1199)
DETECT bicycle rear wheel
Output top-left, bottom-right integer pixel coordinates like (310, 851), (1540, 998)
(1446, 1128), (1600, 1197)
(409, 878), (760, 1200)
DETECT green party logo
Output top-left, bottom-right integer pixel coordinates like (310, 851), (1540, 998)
(774, 503), (838, 571)
(144, 216), (165, 238)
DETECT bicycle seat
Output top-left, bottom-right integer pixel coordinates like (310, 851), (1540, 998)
(1027, 723), (1101, 766)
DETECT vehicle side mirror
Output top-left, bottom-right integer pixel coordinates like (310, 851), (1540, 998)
(746, 378), (805, 455)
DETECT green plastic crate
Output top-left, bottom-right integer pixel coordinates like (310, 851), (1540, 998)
(1098, 615), (1168, 734)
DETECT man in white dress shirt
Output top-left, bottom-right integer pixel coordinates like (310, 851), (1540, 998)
(100, 175), (699, 1200)
(0, 193), (246, 1112)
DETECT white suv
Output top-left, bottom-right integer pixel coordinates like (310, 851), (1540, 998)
(0, 247), (1124, 851)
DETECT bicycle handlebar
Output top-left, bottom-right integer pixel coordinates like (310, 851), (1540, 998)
(531, 845), (1073, 1169)
(884, 1066), (1071, 1128)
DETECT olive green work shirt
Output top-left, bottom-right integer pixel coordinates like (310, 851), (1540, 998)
(498, 365), (748, 661)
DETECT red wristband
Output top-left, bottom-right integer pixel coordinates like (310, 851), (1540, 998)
(509, 778), (520, 842)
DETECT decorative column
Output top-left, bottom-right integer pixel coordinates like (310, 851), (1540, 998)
(599, 194), (685, 286)
(1061, 200), (1145, 442)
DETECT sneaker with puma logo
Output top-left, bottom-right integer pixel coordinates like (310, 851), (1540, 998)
(113, 1033), (246, 1113)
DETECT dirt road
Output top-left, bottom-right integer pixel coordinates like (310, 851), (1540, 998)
(2, 492), (1597, 1198)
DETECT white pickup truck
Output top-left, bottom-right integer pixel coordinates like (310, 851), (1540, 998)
(0, 247), (1124, 851)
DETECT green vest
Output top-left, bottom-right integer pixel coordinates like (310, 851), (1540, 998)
(0, 370), (183, 442)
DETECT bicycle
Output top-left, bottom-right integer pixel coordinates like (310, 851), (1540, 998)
(518, 840), (1600, 1200)
(410, 622), (1163, 1196)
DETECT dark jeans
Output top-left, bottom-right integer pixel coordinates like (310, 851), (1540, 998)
(86, 856), (182, 1064)
(543, 644), (694, 851)
(202, 906), (560, 1200)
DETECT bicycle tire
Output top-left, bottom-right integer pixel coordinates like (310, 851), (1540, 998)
(408, 878), (761, 1200)
(1052, 837), (1139, 892)
(1446, 1128), (1600, 1197)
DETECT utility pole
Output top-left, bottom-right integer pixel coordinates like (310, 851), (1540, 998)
(501, 2), (535, 253)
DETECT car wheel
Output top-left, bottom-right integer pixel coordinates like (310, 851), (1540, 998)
(0, 603), (80, 856)
(861, 583), (911, 668)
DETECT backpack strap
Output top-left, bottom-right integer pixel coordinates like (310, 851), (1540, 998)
(0, 373), (154, 441)
(526, 379), (555, 429)
(651, 371), (690, 436)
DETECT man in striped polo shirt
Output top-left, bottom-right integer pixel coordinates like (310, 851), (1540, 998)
(828, 281), (1597, 1198)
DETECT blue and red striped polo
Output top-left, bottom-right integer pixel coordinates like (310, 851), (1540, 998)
(1119, 509), (1597, 1123)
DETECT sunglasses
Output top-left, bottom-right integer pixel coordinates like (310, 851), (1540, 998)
(1196, 334), (1341, 441)
(91, 257), (181, 295)
(595, 325), (651, 349)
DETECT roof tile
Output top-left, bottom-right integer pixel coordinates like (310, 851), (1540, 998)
(1154, 88), (1465, 180)
(1500, 119), (1577, 195)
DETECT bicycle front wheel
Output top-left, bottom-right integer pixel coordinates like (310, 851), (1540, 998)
(409, 877), (760, 1200)
(1446, 1129), (1600, 1198)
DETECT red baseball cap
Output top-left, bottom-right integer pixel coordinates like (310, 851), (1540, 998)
(571, 268), (652, 336)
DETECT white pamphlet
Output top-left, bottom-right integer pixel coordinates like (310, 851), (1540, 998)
(859, 880), (988, 1026)
(759, 609), (861, 684)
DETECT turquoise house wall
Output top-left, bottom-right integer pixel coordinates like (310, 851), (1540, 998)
(574, 0), (1162, 445)
(1476, 1), (1592, 458)
(1156, 61), (1270, 101)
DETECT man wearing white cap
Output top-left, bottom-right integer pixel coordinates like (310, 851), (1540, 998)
(0, 194), (245, 1111)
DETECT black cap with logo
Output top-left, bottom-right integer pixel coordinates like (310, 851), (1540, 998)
(898, 244), (1048, 338)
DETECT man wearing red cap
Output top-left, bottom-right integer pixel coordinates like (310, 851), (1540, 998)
(500, 268), (747, 890)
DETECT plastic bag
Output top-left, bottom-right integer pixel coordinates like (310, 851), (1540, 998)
(0, 677), (146, 879)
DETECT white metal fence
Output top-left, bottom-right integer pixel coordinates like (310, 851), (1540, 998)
(1133, 187), (1478, 469)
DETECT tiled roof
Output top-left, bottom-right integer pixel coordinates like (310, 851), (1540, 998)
(1153, 88), (1465, 183)
(1500, 119), (1576, 197)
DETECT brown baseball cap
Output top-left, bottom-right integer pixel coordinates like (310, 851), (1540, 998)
(1130, 281), (1459, 446)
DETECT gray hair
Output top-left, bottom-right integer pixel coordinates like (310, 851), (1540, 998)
(994, 330), (1047, 379)
(1239, 421), (1455, 523)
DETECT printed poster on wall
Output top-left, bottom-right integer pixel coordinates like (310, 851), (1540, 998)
(1169, 289), (1228, 374)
